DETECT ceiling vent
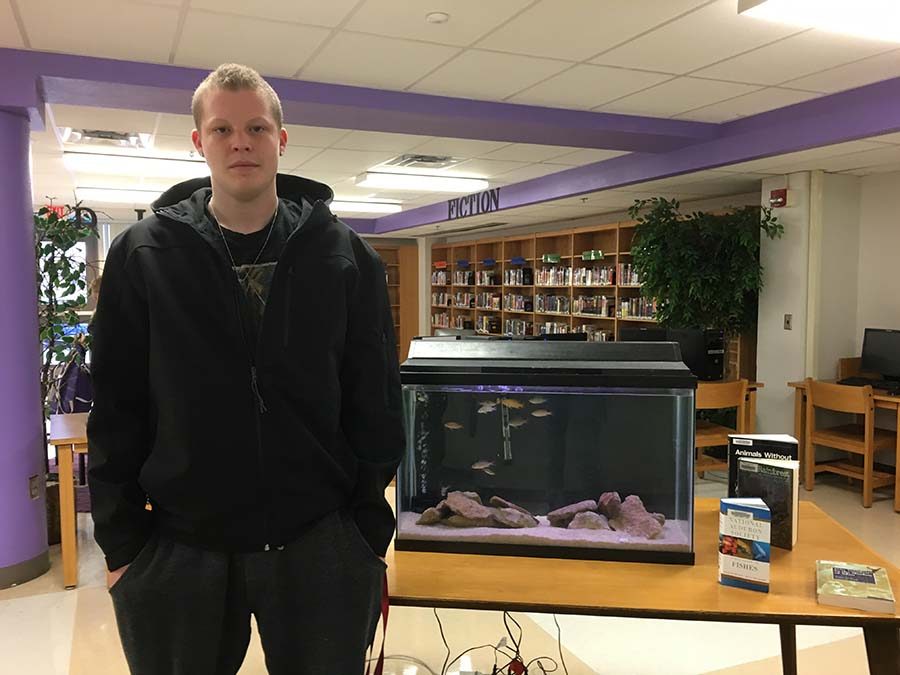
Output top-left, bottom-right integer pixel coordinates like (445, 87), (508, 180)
(382, 154), (466, 170)
(60, 128), (153, 150)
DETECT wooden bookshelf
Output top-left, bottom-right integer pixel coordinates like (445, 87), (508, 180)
(371, 244), (418, 362)
(430, 220), (655, 340)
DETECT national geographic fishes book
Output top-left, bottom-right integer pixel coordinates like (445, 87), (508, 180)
(817, 561), (895, 614)
(718, 498), (771, 593)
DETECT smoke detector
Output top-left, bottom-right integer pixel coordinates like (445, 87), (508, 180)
(60, 127), (153, 150)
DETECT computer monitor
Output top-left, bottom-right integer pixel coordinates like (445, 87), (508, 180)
(861, 328), (900, 382)
(619, 327), (667, 342)
(619, 326), (724, 380)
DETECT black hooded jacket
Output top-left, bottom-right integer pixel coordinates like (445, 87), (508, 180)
(87, 174), (404, 570)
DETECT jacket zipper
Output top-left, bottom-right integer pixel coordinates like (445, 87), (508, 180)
(225, 267), (272, 549)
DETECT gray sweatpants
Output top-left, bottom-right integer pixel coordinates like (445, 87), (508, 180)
(109, 509), (386, 675)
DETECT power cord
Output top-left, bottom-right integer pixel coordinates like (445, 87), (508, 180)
(552, 615), (569, 675)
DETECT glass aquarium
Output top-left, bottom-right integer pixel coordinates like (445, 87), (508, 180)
(397, 338), (697, 564)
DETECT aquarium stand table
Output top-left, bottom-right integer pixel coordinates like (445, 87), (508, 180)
(385, 499), (900, 675)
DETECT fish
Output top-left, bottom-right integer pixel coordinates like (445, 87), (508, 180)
(483, 468), (496, 476)
(471, 460), (495, 470)
(528, 396), (548, 405)
(500, 397), (525, 409)
(444, 422), (464, 430)
(531, 409), (552, 418)
(477, 401), (498, 414)
(508, 417), (528, 428)
(440, 485), (451, 497)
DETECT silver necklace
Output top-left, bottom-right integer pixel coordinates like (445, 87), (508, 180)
(214, 202), (279, 270)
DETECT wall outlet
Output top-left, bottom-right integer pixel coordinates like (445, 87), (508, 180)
(784, 314), (793, 330)
(28, 475), (41, 500)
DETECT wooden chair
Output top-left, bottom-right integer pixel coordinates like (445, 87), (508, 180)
(695, 379), (749, 477)
(804, 378), (896, 508)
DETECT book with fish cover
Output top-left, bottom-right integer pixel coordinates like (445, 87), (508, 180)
(718, 498), (770, 593)
(736, 457), (799, 550)
(817, 561), (895, 613)
(727, 434), (798, 498)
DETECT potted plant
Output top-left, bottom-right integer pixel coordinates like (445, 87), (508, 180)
(626, 197), (783, 387)
(34, 204), (98, 543)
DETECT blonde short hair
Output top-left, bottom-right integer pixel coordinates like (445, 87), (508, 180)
(191, 63), (284, 130)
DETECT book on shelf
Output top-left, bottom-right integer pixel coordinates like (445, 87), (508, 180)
(718, 497), (771, 593)
(727, 434), (798, 498)
(736, 457), (799, 550)
(816, 561), (895, 613)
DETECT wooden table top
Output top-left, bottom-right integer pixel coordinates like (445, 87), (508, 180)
(385, 498), (900, 626)
(49, 412), (89, 445)
(789, 380), (900, 404)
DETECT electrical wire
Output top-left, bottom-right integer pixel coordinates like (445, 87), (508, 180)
(524, 656), (559, 673)
(434, 608), (451, 675)
(552, 615), (569, 675)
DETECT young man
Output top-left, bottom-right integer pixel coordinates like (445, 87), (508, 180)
(88, 63), (403, 675)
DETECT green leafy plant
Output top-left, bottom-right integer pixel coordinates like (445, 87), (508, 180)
(34, 204), (98, 418)
(626, 198), (783, 331)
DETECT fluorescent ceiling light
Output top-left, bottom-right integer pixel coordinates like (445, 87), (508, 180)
(738, 0), (900, 42)
(330, 200), (402, 214)
(75, 187), (164, 204)
(63, 151), (209, 178)
(355, 171), (489, 193)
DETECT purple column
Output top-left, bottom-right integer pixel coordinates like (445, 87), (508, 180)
(0, 108), (50, 587)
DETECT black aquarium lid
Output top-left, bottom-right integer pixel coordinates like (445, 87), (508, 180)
(401, 339), (697, 389)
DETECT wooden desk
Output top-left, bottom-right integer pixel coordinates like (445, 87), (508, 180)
(789, 380), (900, 513)
(49, 413), (89, 589)
(386, 499), (900, 675)
(746, 381), (764, 432)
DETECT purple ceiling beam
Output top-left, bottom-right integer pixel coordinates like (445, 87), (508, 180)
(374, 75), (900, 234)
(0, 48), (716, 152)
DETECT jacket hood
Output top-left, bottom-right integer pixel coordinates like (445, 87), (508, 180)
(151, 173), (334, 212)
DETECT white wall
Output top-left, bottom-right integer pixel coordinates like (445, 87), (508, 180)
(756, 172), (811, 435)
(858, 172), (900, 347)
(814, 173), (861, 380)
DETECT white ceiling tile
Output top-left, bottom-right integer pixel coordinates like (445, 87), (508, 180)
(675, 87), (821, 122)
(592, 0), (802, 75)
(598, 77), (761, 118)
(845, 161), (900, 176)
(0, 0), (24, 48)
(774, 145), (900, 173)
(476, 0), (709, 62)
(479, 144), (576, 163)
(296, 148), (397, 175)
(870, 132), (900, 145)
(288, 171), (347, 186)
(189, 0), (359, 27)
(300, 33), (460, 90)
(406, 138), (511, 158)
(346, 0), (531, 46)
(30, 130), (62, 155)
(783, 49), (900, 94)
(331, 130), (432, 153)
(410, 50), (570, 101)
(155, 114), (197, 136)
(150, 134), (198, 155)
(51, 105), (159, 134)
(449, 158), (529, 178)
(280, 146), (325, 171)
(21, 0), (178, 62)
(284, 125), (351, 148)
(491, 163), (570, 183)
(719, 140), (888, 173)
(545, 149), (630, 166)
(509, 65), (672, 109)
(174, 10), (331, 77)
(694, 30), (895, 86)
